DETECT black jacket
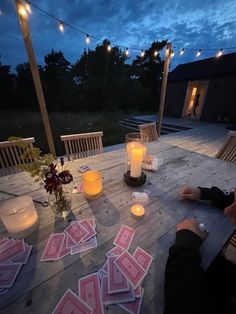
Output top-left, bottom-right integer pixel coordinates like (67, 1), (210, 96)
(164, 187), (235, 314)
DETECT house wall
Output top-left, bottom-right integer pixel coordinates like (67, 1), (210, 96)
(201, 74), (236, 121)
(164, 81), (188, 117)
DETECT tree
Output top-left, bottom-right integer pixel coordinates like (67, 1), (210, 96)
(0, 58), (17, 109)
(72, 40), (133, 110)
(131, 40), (167, 109)
(43, 50), (76, 111)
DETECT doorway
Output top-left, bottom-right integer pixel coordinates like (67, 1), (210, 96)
(182, 80), (209, 119)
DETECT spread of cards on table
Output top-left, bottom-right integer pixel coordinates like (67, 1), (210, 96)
(41, 218), (97, 261)
(52, 224), (153, 314)
(0, 238), (33, 294)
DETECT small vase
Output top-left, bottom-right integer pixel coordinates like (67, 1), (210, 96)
(48, 187), (71, 219)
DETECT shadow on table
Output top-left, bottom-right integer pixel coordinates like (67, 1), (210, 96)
(86, 193), (120, 227)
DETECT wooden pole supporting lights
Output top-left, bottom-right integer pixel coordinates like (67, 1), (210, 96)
(124, 133), (148, 187)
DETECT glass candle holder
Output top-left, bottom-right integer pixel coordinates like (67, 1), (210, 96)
(0, 196), (39, 238)
(124, 133), (148, 186)
(82, 170), (102, 199)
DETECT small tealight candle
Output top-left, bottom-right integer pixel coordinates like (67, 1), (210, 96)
(131, 204), (145, 219)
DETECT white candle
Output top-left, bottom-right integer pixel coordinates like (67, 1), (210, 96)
(130, 146), (144, 177)
(0, 196), (38, 238)
(82, 170), (102, 199)
(131, 204), (145, 218)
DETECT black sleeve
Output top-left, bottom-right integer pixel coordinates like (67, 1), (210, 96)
(164, 230), (207, 314)
(198, 186), (234, 209)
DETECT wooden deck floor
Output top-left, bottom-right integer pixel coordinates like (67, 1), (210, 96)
(159, 124), (229, 157)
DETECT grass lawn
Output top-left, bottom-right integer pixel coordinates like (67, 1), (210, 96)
(0, 110), (150, 156)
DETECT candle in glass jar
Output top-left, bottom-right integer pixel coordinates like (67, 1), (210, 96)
(131, 204), (145, 218)
(0, 196), (39, 238)
(130, 146), (144, 177)
(82, 170), (102, 199)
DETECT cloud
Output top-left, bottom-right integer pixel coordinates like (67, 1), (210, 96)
(0, 0), (236, 70)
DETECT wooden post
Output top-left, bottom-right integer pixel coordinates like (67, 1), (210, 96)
(15, 0), (56, 155)
(157, 42), (172, 137)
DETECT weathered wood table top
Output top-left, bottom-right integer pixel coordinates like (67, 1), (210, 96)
(0, 142), (235, 314)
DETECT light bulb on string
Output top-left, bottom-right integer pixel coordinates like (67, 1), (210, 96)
(140, 50), (145, 57)
(216, 49), (223, 58)
(171, 50), (175, 58)
(18, 4), (28, 18)
(180, 48), (185, 55)
(0, 9), (2, 16)
(59, 21), (64, 32)
(196, 49), (202, 57)
(107, 44), (112, 52)
(25, 1), (32, 14)
(125, 48), (129, 57)
(154, 50), (158, 57)
(86, 34), (90, 44)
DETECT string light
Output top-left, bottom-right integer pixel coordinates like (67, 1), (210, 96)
(59, 21), (64, 32)
(196, 49), (202, 57)
(140, 50), (145, 57)
(180, 48), (185, 55)
(18, 4), (28, 18)
(86, 34), (90, 44)
(0, 9), (2, 16)
(125, 48), (129, 57)
(171, 50), (175, 58)
(216, 49), (224, 58)
(20, 2), (236, 60)
(25, 1), (32, 14)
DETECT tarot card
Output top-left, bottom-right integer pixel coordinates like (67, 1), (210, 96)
(0, 238), (9, 248)
(65, 234), (76, 249)
(134, 285), (142, 298)
(41, 233), (65, 262)
(64, 221), (88, 244)
(114, 251), (146, 289)
(80, 219), (97, 243)
(101, 276), (135, 305)
(119, 288), (144, 314)
(12, 244), (33, 264)
(0, 263), (22, 288)
(98, 268), (107, 280)
(106, 246), (124, 258)
(0, 239), (25, 264)
(71, 236), (97, 255)
(78, 165), (91, 173)
(88, 218), (96, 230)
(58, 236), (71, 260)
(133, 247), (153, 272)
(52, 289), (93, 314)
(107, 256), (129, 294)
(78, 273), (104, 314)
(113, 225), (135, 250)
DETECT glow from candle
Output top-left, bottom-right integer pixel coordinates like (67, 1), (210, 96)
(131, 204), (145, 218)
(82, 170), (102, 199)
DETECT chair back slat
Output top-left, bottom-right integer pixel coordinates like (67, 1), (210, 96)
(139, 122), (158, 142)
(60, 132), (104, 161)
(216, 131), (236, 164)
(0, 137), (35, 176)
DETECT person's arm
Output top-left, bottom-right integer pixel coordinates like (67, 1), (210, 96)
(199, 186), (234, 209)
(164, 221), (207, 314)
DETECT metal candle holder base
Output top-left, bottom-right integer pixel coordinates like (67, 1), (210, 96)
(124, 171), (146, 187)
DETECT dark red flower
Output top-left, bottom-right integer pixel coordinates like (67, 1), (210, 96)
(58, 170), (73, 184)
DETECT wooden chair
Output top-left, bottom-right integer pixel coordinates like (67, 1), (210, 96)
(0, 137), (35, 176)
(216, 131), (236, 164)
(60, 131), (103, 161)
(139, 122), (158, 142)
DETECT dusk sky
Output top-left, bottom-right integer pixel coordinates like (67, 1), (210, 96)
(1, 0), (236, 72)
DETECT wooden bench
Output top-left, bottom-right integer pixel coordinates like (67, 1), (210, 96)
(139, 122), (158, 142)
(0, 137), (35, 176)
(216, 131), (236, 164)
(60, 132), (103, 161)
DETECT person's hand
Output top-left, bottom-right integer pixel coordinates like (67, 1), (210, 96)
(224, 189), (236, 225)
(177, 219), (205, 240)
(179, 185), (201, 200)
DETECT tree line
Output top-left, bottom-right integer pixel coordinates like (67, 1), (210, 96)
(0, 39), (167, 112)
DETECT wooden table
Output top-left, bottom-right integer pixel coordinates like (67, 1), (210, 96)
(0, 142), (235, 314)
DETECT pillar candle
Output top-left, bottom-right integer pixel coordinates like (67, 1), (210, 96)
(82, 170), (102, 199)
(130, 146), (144, 177)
